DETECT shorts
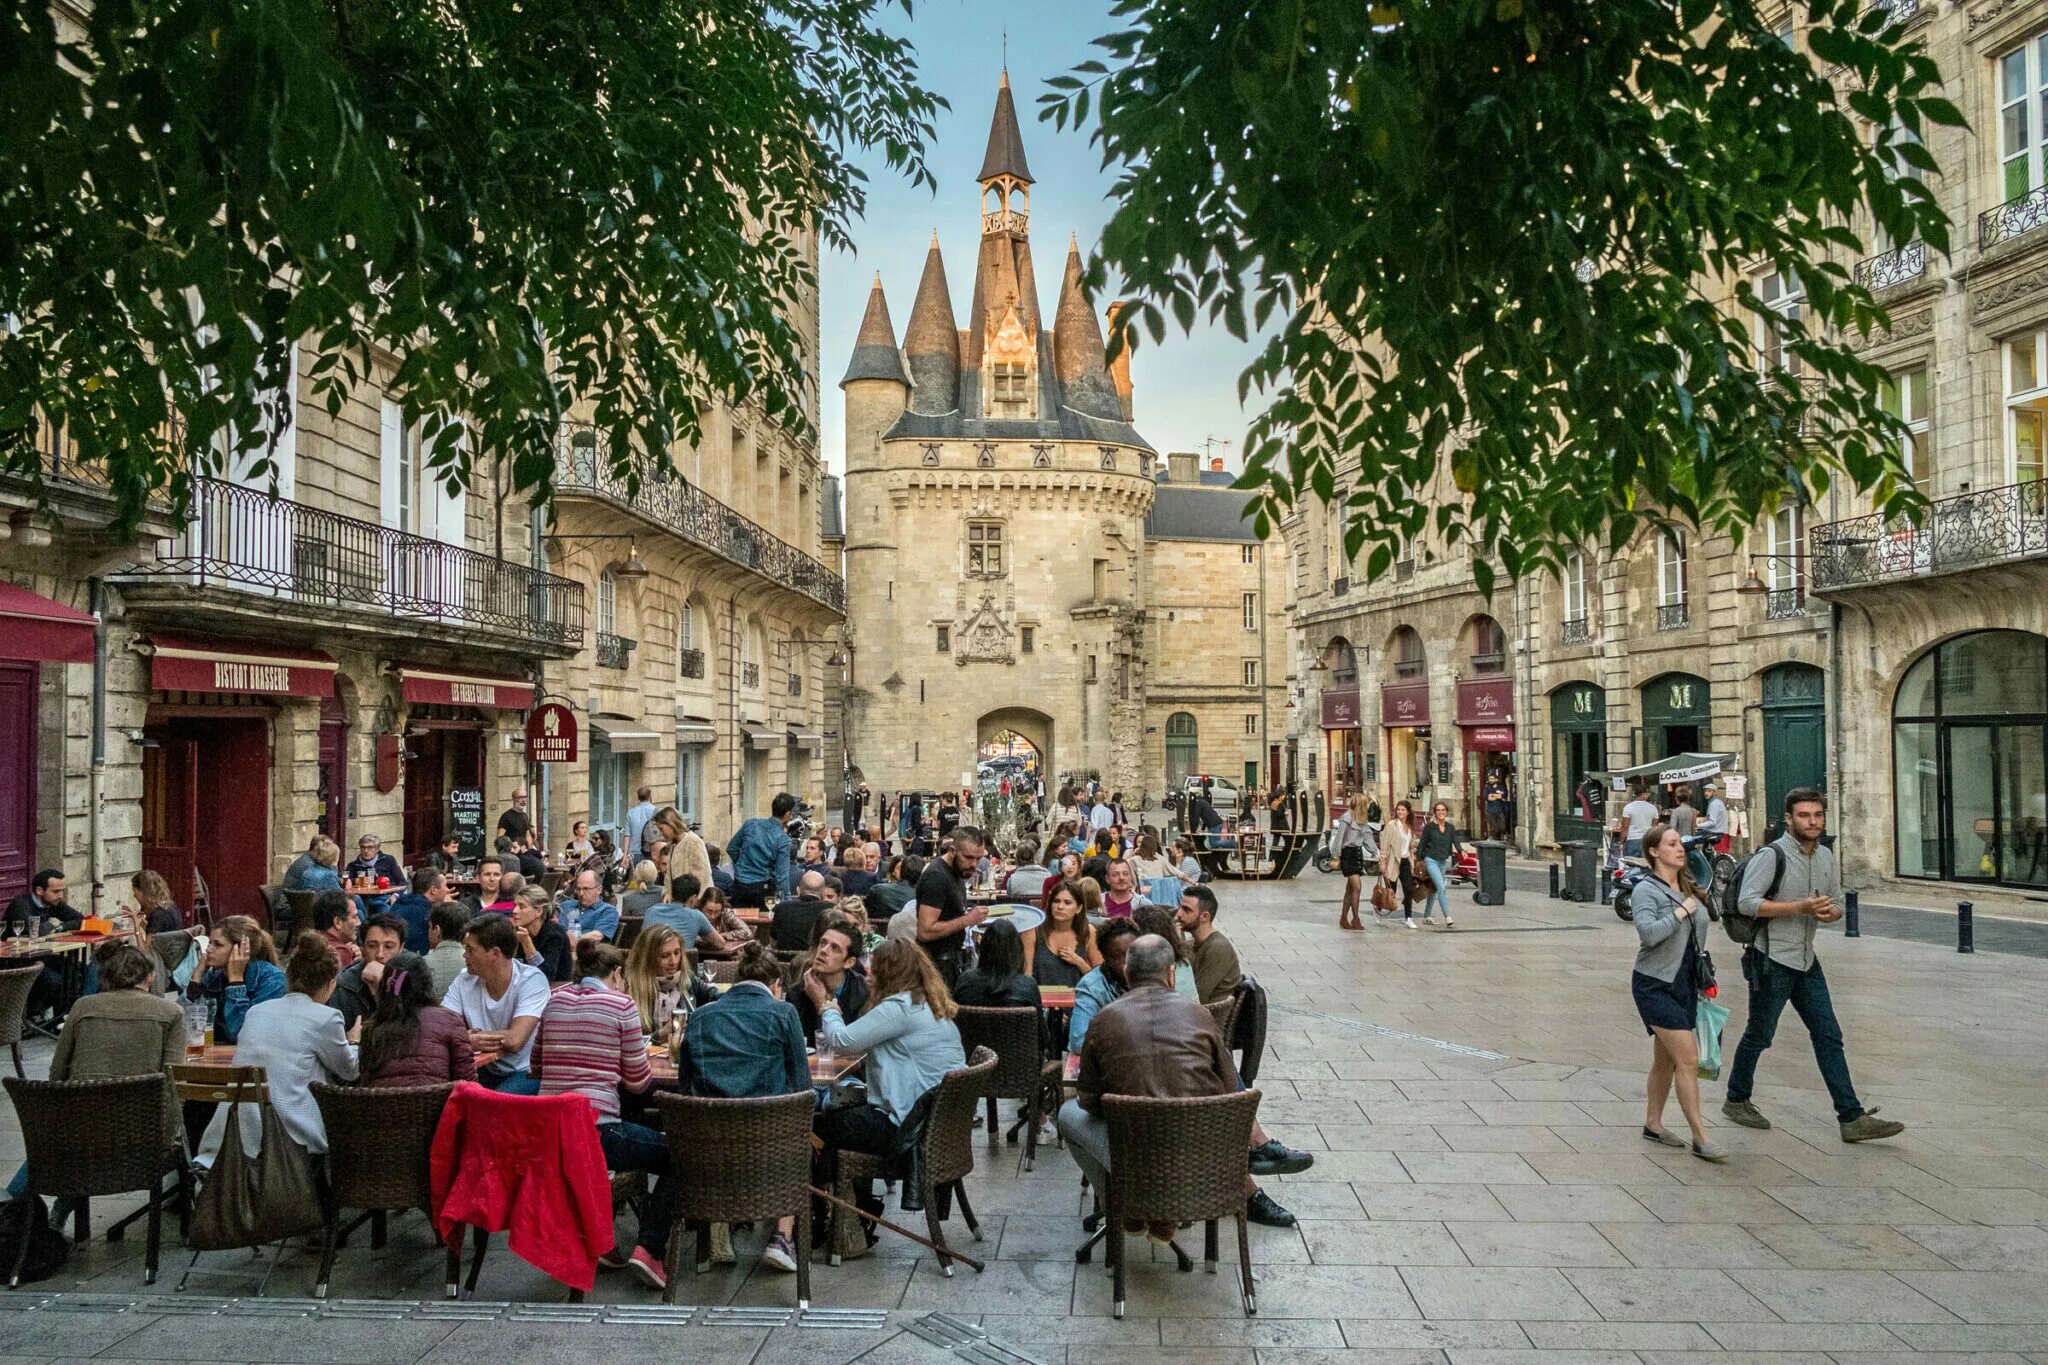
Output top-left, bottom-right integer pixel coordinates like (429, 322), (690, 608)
(1339, 846), (1367, 877)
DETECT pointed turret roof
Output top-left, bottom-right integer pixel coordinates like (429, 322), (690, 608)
(1053, 236), (1122, 421)
(902, 233), (961, 415)
(839, 273), (910, 388)
(977, 70), (1035, 185)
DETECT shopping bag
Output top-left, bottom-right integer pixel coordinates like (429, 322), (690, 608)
(1695, 997), (1731, 1081)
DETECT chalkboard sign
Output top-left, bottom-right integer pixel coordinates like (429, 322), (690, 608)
(448, 788), (486, 861)
(1436, 752), (1452, 785)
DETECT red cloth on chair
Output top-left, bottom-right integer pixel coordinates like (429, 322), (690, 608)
(429, 1080), (615, 1291)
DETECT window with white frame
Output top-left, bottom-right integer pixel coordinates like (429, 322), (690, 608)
(1766, 506), (1802, 593)
(1999, 36), (2048, 203)
(1881, 366), (1932, 490)
(2006, 332), (2048, 487)
(1658, 530), (1689, 607)
(1241, 544), (1256, 565)
(1241, 592), (1258, 629)
(596, 569), (618, 638)
(967, 520), (1005, 576)
(1753, 268), (1804, 378)
(1242, 659), (1259, 687)
(679, 599), (695, 651)
(1563, 551), (1589, 622)
(1243, 713), (1258, 736)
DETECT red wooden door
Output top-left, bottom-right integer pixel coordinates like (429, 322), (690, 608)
(403, 730), (446, 862)
(199, 719), (272, 921)
(318, 698), (349, 839)
(0, 662), (38, 902)
(143, 736), (199, 912)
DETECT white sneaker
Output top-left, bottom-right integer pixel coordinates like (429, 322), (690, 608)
(1404, 918), (1419, 929)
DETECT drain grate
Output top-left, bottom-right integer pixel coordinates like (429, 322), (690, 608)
(908, 1312), (1050, 1365)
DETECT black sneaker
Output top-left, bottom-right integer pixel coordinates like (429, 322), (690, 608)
(1248, 1138), (1314, 1176)
(1245, 1189), (1295, 1228)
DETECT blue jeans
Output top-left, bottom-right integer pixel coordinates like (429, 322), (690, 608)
(479, 1066), (541, 1097)
(1421, 857), (1451, 918)
(598, 1119), (674, 1256)
(1725, 952), (1864, 1123)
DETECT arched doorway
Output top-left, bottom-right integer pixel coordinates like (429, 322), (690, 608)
(1893, 631), (2048, 887)
(1551, 682), (1607, 845)
(1760, 663), (1825, 828)
(1641, 672), (1710, 760)
(1164, 711), (1199, 792)
(977, 708), (1055, 848)
(1318, 637), (1363, 805)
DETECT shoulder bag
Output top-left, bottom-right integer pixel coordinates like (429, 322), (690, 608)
(186, 1074), (325, 1251)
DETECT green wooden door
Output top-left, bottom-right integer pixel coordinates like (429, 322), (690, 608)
(1761, 663), (1826, 827)
(1641, 672), (1711, 759)
(1551, 683), (1607, 845)
(1165, 712), (1199, 791)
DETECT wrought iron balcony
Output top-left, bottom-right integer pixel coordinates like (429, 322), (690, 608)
(115, 475), (583, 649)
(679, 647), (706, 680)
(1981, 185), (2048, 250)
(1854, 242), (1926, 291)
(1657, 602), (1690, 631)
(741, 662), (761, 689)
(23, 413), (178, 515)
(596, 632), (635, 670)
(1811, 478), (2048, 591)
(554, 423), (844, 615)
(1765, 587), (1807, 620)
(1561, 616), (1593, 645)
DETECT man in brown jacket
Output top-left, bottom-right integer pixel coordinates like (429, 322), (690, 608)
(1057, 935), (1296, 1231)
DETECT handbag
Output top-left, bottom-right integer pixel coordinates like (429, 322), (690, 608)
(186, 1076), (325, 1251)
(1370, 881), (1396, 912)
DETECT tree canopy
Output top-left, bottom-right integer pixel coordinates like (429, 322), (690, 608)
(1044, 0), (1961, 588)
(0, 0), (940, 525)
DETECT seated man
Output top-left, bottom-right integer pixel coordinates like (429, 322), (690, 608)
(7, 868), (85, 1024)
(389, 866), (454, 954)
(344, 834), (406, 888)
(461, 855), (511, 915)
(643, 874), (729, 957)
(329, 913), (408, 1030)
(768, 870), (833, 952)
(559, 869), (621, 943)
(441, 915), (550, 1094)
(1176, 885), (1243, 1003)
(424, 901), (470, 995)
(1058, 934), (1301, 1233)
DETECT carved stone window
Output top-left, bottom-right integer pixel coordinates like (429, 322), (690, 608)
(967, 520), (1005, 577)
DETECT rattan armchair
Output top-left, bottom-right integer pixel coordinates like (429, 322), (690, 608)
(1100, 1088), (1261, 1319)
(1203, 996), (1241, 1050)
(310, 1082), (455, 1299)
(698, 957), (738, 985)
(0, 964), (45, 1078)
(616, 916), (644, 951)
(953, 1005), (1060, 1171)
(3, 1074), (180, 1286)
(654, 1091), (815, 1307)
(828, 1046), (996, 1275)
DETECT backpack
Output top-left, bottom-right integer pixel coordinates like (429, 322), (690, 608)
(1720, 844), (1783, 947)
(0, 1197), (71, 1285)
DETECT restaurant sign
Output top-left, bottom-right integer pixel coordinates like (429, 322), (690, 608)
(1380, 681), (1431, 726)
(146, 636), (336, 699)
(1456, 676), (1514, 726)
(525, 703), (579, 764)
(1319, 685), (1360, 729)
(399, 668), (536, 711)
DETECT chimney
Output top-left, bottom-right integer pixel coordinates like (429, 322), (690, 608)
(1209, 457), (1226, 473)
(1167, 452), (1198, 484)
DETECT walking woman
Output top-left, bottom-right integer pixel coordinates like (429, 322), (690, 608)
(1629, 822), (1727, 1161)
(1380, 801), (1419, 928)
(1332, 794), (1374, 930)
(1416, 801), (1459, 927)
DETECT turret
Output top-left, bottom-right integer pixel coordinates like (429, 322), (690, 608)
(967, 70), (1041, 417)
(1053, 236), (1122, 421)
(840, 273), (908, 472)
(903, 232), (961, 416)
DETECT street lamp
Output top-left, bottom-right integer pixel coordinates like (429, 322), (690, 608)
(1738, 553), (1801, 595)
(543, 532), (649, 579)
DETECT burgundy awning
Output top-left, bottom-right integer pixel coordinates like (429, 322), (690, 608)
(399, 668), (534, 710)
(146, 635), (336, 698)
(0, 584), (96, 665)
(1380, 681), (1431, 727)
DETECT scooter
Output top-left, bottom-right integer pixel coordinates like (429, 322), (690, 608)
(1611, 831), (1721, 921)
(1446, 845), (1479, 888)
(1312, 821), (1382, 875)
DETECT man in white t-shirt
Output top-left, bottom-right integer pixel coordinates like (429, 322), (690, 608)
(1614, 782), (1661, 858)
(443, 914), (551, 1094)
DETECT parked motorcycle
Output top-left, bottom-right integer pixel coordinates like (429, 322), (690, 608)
(1313, 821), (1382, 875)
(1612, 830), (1722, 922)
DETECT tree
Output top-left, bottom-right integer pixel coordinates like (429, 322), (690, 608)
(1044, 0), (1960, 588)
(0, 0), (940, 526)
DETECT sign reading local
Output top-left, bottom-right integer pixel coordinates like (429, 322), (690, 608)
(525, 703), (579, 764)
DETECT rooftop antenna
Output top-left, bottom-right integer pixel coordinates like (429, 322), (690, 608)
(1202, 435), (1234, 467)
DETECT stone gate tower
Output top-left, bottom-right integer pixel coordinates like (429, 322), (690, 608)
(840, 71), (1157, 798)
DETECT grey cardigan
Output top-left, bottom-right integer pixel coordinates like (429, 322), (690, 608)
(1631, 874), (1709, 984)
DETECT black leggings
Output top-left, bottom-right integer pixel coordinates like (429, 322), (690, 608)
(1395, 863), (1419, 917)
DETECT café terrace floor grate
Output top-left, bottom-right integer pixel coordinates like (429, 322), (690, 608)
(0, 1292), (891, 1329)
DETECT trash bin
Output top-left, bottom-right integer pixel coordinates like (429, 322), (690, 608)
(1562, 841), (1599, 902)
(1474, 840), (1507, 906)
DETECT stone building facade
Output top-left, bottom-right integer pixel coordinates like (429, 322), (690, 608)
(840, 75), (1289, 806)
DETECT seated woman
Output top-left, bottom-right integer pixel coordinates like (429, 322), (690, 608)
(186, 915), (284, 1045)
(953, 920), (1042, 1010)
(564, 820), (595, 862)
(791, 915), (868, 1040)
(623, 923), (716, 1048)
(311, 890), (361, 969)
(293, 836), (346, 894)
(531, 940), (671, 1290)
(1127, 834), (1173, 882)
(128, 869), (185, 935)
(1031, 883), (1100, 990)
(511, 886), (572, 983)
(358, 952), (476, 1088)
(202, 932), (358, 1164)
(1172, 839), (1205, 885)
(695, 885), (754, 945)
(1038, 851), (1083, 914)
(51, 941), (185, 1162)
(804, 939), (965, 1249)
(838, 898), (882, 959)
(619, 860), (665, 917)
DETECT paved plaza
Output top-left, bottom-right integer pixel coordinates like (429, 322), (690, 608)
(0, 873), (2044, 1365)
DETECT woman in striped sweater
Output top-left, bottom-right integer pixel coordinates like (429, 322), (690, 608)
(532, 939), (670, 1290)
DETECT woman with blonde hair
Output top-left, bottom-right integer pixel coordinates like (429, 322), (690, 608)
(620, 859), (665, 917)
(653, 807), (712, 890)
(1629, 822), (1726, 1161)
(1071, 874), (1105, 922)
(623, 922), (712, 1045)
(1332, 793), (1375, 931)
(297, 836), (344, 893)
(128, 869), (184, 935)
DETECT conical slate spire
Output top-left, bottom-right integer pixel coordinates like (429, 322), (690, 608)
(903, 233), (961, 415)
(839, 273), (910, 388)
(1053, 236), (1122, 420)
(977, 70), (1035, 185)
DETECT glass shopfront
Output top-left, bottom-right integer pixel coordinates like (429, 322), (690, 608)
(1893, 631), (2048, 888)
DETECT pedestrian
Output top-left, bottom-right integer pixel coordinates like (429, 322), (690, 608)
(1416, 801), (1460, 926)
(1483, 770), (1509, 840)
(1331, 793), (1373, 931)
(1613, 780), (1659, 858)
(1381, 800), (1418, 928)
(1722, 788), (1905, 1143)
(1628, 823), (1726, 1161)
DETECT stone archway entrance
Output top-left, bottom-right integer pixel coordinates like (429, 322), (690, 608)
(977, 708), (1054, 849)
(977, 708), (1054, 785)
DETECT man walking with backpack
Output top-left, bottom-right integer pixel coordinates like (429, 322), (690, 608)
(1721, 787), (1904, 1143)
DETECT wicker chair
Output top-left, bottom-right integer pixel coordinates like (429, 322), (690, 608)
(654, 1091), (815, 1307)
(257, 885), (288, 934)
(616, 915), (644, 951)
(828, 1047), (996, 1275)
(3, 1075), (179, 1286)
(1203, 996), (1241, 1051)
(281, 890), (320, 940)
(0, 964), (45, 1078)
(310, 1082), (455, 1299)
(698, 958), (738, 985)
(1099, 1089), (1261, 1319)
(1230, 976), (1268, 1085)
(953, 1006), (1060, 1171)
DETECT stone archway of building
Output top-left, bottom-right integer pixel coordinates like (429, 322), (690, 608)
(977, 708), (1056, 794)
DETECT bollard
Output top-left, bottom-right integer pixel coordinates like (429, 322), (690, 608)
(1599, 861), (1612, 905)
(1958, 900), (1973, 954)
(1845, 889), (1859, 938)
(1548, 864), (1560, 900)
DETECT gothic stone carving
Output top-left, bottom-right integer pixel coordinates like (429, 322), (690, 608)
(920, 443), (942, 467)
(976, 443), (997, 467)
(1031, 444), (1054, 468)
(954, 591), (1014, 666)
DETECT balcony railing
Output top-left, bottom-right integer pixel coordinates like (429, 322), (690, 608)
(596, 632), (635, 669)
(1657, 602), (1690, 631)
(1765, 587), (1806, 620)
(1981, 186), (2048, 250)
(1561, 616), (1593, 645)
(1854, 242), (1926, 291)
(29, 413), (178, 506)
(116, 475), (583, 649)
(554, 423), (845, 615)
(1812, 478), (2048, 591)
(679, 647), (706, 680)
(742, 662), (761, 689)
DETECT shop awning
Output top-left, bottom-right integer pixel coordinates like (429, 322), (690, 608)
(145, 634), (336, 698)
(1594, 752), (1736, 786)
(674, 715), (716, 745)
(590, 715), (661, 753)
(0, 584), (96, 665)
(739, 721), (779, 751)
(398, 668), (534, 710)
(788, 729), (825, 753)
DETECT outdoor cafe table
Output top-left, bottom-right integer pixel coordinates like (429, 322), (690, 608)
(191, 1044), (866, 1090)
(0, 931), (105, 961)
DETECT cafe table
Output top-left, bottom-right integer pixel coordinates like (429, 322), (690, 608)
(0, 930), (106, 962)
(193, 1042), (867, 1091)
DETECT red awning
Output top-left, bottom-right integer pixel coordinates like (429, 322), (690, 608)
(146, 635), (336, 698)
(0, 584), (96, 665)
(399, 668), (534, 711)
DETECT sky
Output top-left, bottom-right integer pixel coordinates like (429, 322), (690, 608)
(816, 0), (1266, 478)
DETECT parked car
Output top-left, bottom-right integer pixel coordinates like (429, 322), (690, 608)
(1177, 774), (1240, 814)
